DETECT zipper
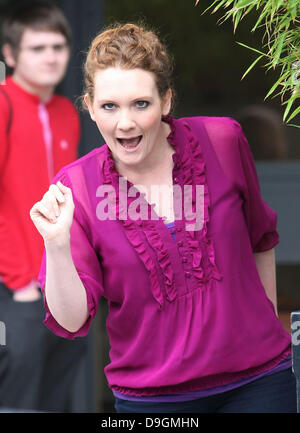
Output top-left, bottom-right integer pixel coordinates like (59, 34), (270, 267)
(38, 102), (54, 182)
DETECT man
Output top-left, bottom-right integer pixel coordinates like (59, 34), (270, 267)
(0, 1), (86, 412)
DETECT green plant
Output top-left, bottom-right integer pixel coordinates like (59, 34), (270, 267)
(195, 0), (300, 128)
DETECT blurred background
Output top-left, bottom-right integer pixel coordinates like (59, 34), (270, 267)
(0, 0), (299, 413)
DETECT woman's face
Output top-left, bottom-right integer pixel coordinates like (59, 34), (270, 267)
(85, 67), (172, 171)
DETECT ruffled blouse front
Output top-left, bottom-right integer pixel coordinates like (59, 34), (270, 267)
(38, 115), (291, 397)
(101, 115), (222, 309)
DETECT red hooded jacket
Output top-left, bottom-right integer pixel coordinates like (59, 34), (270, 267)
(0, 76), (80, 290)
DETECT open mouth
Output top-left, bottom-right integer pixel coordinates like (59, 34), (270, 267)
(117, 135), (142, 150)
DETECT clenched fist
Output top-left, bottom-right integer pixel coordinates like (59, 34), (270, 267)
(30, 181), (75, 245)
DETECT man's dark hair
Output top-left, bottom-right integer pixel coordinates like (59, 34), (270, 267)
(2, 1), (72, 56)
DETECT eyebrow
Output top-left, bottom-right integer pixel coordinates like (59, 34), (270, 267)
(22, 42), (68, 49)
(96, 96), (154, 104)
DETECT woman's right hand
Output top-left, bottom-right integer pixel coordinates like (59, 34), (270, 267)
(30, 181), (75, 245)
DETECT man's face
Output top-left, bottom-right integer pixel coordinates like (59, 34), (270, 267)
(11, 28), (70, 90)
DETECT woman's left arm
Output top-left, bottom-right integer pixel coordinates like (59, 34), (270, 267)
(254, 248), (278, 316)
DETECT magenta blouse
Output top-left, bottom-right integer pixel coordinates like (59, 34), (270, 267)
(38, 115), (291, 397)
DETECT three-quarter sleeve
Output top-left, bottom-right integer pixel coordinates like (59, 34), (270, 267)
(38, 169), (104, 339)
(233, 119), (279, 252)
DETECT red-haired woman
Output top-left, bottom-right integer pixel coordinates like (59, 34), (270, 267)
(30, 23), (296, 413)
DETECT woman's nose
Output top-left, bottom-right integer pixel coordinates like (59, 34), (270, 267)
(117, 110), (135, 130)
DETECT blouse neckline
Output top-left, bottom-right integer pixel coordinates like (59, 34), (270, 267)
(101, 115), (222, 309)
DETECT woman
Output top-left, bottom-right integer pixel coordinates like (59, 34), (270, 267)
(30, 23), (296, 413)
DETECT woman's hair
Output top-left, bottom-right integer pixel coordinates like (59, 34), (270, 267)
(82, 22), (176, 112)
(2, 1), (72, 57)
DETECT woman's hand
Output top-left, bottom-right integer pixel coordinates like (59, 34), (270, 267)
(30, 181), (74, 246)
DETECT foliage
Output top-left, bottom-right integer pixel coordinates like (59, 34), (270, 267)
(195, 0), (300, 127)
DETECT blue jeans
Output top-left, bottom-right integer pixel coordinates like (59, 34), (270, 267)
(114, 368), (297, 413)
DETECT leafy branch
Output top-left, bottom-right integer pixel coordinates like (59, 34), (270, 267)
(195, 0), (300, 128)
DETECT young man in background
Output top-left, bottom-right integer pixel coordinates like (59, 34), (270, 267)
(0, 1), (86, 412)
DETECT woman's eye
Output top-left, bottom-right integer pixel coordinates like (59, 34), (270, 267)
(136, 101), (149, 108)
(102, 103), (115, 110)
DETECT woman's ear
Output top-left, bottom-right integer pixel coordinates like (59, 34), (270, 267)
(84, 93), (96, 122)
(2, 43), (17, 69)
(161, 88), (172, 116)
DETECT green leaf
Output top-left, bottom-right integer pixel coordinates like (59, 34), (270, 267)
(200, 0), (220, 15)
(277, 12), (292, 31)
(286, 104), (300, 123)
(251, 7), (269, 32)
(234, 0), (255, 9)
(211, 0), (229, 14)
(283, 95), (297, 122)
(241, 54), (264, 80)
(282, 93), (300, 106)
(236, 41), (266, 56)
(264, 70), (290, 100)
(275, 0), (287, 9)
(272, 33), (286, 67)
(243, 2), (258, 17)
(289, 0), (298, 20)
(233, 9), (243, 32)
